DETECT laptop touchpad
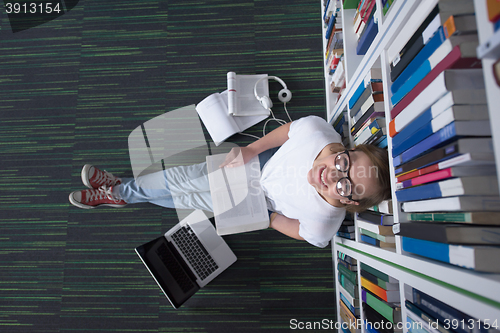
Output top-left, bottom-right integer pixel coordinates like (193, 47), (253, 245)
(199, 228), (224, 252)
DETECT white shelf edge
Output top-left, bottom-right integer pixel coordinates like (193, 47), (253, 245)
(477, 29), (500, 59)
(334, 236), (500, 306)
(334, 241), (500, 323)
(329, 0), (419, 121)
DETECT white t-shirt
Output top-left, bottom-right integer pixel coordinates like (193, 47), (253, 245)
(260, 116), (346, 248)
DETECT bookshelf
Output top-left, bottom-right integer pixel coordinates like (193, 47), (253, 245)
(321, 0), (500, 331)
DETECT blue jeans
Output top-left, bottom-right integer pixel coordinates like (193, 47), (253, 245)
(118, 147), (280, 211)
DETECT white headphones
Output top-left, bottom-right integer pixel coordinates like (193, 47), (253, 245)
(254, 75), (292, 110)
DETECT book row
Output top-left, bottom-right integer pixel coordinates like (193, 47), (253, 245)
(334, 0), (500, 274)
(387, 0), (500, 273)
(337, 251), (498, 333)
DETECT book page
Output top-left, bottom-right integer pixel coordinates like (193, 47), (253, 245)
(195, 93), (239, 146)
(220, 90), (269, 136)
(206, 153), (269, 236)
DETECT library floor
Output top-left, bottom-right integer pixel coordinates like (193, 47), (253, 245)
(0, 0), (337, 332)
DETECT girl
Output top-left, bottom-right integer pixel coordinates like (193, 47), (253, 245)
(69, 116), (391, 248)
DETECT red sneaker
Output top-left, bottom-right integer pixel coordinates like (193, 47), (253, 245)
(81, 164), (121, 189)
(69, 186), (127, 209)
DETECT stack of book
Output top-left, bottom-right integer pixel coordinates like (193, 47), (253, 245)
(351, 0), (378, 55)
(361, 263), (402, 333)
(487, 0), (500, 32)
(348, 68), (387, 148)
(332, 109), (350, 147)
(405, 284), (486, 332)
(386, 1), (500, 273)
(357, 211), (395, 250)
(324, 0), (344, 75)
(338, 212), (355, 240)
(338, 251), (360, 333)
(331, 56), (346, 96)
(393, 221), (500, 273)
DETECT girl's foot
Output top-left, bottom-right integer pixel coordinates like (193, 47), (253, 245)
(81, 164), (121, 189)
(69, 186), (127, 209)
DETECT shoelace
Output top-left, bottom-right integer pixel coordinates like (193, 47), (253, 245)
(93, 169), (118, 186)
(86, 186), (121, 204)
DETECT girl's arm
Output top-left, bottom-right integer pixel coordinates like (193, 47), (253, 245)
(269, 212), (305, 241)
(220, 122), (291, 168)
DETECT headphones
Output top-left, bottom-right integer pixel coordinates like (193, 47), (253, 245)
(254, 75), (292, 110)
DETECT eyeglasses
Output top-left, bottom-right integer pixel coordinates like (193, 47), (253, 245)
(334, 150), (355, 201)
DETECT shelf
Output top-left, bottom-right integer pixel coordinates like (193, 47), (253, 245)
(477, 29), (500, 59)
(334, 236), (500, 310)
(325, 0), (500, 331)
(327, 0), (434, 122)
(334, 242), (500, 324)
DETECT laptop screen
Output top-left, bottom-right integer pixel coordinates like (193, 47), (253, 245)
(136, 237), (199, 308)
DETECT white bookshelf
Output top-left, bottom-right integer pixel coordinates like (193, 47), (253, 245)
(321, 0), (500, 331)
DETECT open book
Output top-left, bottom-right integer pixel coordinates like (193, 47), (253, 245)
(206, 153), (270, 236)
(227, 72), (270, 116)
(196, 90), (269, 146)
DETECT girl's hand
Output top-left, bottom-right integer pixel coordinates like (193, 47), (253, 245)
(219, 147), (258, 168)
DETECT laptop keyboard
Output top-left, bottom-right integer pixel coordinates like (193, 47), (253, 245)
(171, 225), (219, 281)
(155, 243), (195, 293)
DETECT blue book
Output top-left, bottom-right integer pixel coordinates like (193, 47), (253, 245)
(393, 112), (490, 157)
(372, 134), (386, 146)
(339, 292), (359, 315)
(325, 14), (337, 40)
(406, 284), (492, 333)
(365, 320), (381, 333)
(391, 26), (446, 95)
(392, 121), (438, 157)
(334, 115), (346, 132)
(360, 234), (377, 246)
(376, 136), (387, 148)
(349, 81), (367, 109)
(396, 182), (445, 202)
(323, 0), (331, 22)
(395, 175), (498, 202)
(393, 121), (462, 167)
(392, 106), (433, 149)
(402, 236), (500, 273)
(356, 16), (378, 55)
(402, 237), (453, 263)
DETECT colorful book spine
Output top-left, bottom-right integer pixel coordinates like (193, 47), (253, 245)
(391, 26), (446, 96)
(362, 289), (401, 324)
(361, 277), (399, 303)
(356, 15), (378, 55)
(338, 262), (358, 283)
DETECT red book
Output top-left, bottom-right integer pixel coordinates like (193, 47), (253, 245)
(404, 168), (454, 187)
(396, 163), (439, 182)
(389, 45), (475, 120)
(361, 0), (376, 23)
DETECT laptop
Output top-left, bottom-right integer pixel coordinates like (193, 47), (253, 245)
(135, 210), (237, 308)
(206, 153), (270, 236)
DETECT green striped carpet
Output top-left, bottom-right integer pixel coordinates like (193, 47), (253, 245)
(0, 0), (337, 332)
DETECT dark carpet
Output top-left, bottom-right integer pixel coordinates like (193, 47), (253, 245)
(0, 0), (337, 332)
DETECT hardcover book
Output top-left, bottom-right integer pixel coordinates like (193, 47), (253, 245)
(393, 222), (500, 245)
(402, 237), (500, 272)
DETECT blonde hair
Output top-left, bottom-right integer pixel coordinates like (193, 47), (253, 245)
(343, 144), (391, 213)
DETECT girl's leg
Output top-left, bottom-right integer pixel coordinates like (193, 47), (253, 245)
(116, 162), (213, 211)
